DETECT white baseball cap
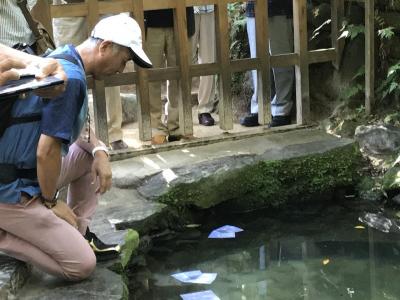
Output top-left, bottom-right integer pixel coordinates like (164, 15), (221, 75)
(91, 14), (152, 68)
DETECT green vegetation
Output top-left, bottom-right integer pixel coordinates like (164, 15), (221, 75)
(157, 144), (363, 211)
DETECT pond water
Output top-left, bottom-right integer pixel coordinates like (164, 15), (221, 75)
(127, 199), (400, 300)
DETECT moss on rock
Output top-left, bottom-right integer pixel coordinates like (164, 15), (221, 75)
(157, 144), (363, 211)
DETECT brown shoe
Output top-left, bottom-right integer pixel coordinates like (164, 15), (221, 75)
(110, 140), (129, 150)
(152, 134), (167, 145)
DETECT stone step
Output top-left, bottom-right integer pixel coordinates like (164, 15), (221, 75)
(0, 255), (31, 300)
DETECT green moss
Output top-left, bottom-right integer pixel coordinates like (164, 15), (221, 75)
(157, 144), (363, 211)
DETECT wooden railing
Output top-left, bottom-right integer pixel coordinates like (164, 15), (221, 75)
(37, 0), (374, 145)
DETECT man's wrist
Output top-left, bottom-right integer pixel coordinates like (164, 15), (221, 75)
(92, 145), (109, 157)
(40, 191), (59, 209)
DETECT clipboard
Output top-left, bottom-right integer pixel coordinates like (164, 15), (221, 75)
(0, 76), (64, 100)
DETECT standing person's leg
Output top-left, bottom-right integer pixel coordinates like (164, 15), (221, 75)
(197, 11), (216, 126)
(106, 86), (126, 150)
(52, 18), (87, 47)
(0, 199), (96, 281)
(145, 28), (169, 143)
(269, 15), (294, 125)
(240, 17), (259, 127)
(165, 28), (180, 138)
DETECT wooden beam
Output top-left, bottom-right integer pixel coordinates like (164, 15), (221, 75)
(365, 0), (374, 114)
(293, 0), (310, 125)
(50, 3), (88, 18)
(132, 0), (152, 141)
(98, 1), (133, 14)
(255, 0), (271, 125)
(174, 1), (193, 137)
(308, 48), (336, 64)
(215, 0), (233, 131)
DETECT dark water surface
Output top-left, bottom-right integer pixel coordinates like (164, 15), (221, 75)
(127, 200), (400, 300)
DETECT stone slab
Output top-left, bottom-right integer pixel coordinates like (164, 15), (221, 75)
(17, 267), (126, 300)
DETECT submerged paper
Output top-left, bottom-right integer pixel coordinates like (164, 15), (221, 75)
(180, 290), (221, 300)
(172, 271), (217, 284)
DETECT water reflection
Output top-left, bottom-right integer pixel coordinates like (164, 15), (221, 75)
(127, 203), (400, 300)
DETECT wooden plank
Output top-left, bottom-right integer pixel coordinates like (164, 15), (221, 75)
(331, 0), (345, 69)
(173, 0), (193, 137)
(50, 4), (88, 18)
(230, 58), (259, 72)
(308, 48), (336, 64)
(270, 53), (298, 67)
(215, 0), (233, 131)
(99, 1), (133, 14)
(92, 79), (109, 145)
(104, 72), (138, 87)
(143, 0), (176, 10)
(132, 0), (152, 141)
(190, 63), (219, 77)
(255, 0), (271, 125)
(293, 0), (310, 125)
(147, 67), (180, 82)
(365, 0), (374, 114)
(186, 0), (217, 5)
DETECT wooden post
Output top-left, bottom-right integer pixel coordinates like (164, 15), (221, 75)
(255, 0), (271, 125)
(215, 0), (233, 131)
(85, 0), (110, 142)
(293, 0), (310, 125)
(132, 0), (152, 141)
(173, 1), (194, 137)
(92, 79), (109, 144)
(365, 0), (374, 115)
(331, 0), (345, 70)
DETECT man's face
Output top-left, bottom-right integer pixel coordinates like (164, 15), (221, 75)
(92, 41), (131, 80)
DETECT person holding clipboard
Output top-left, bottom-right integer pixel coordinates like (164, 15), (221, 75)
(0, 15), (152, 281)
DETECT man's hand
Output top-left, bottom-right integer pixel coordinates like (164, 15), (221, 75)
(0, 58), (26, 85)
(91, 151), (112, 194)
(51, 200), (78, 228)
(33, 58), (67, 98)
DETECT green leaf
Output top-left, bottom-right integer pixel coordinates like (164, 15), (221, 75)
(378, 27), (395, 40)
(120, 229), (139, 269)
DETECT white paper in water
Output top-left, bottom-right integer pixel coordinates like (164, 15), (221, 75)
(180, 290), (221, 300)
(172, 271), (217, 284)
(208, 225), (244, 239)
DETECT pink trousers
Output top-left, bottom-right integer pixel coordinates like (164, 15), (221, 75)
(0, 144), (97, 281)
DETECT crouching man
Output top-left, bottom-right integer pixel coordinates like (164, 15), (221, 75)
(0, 14), (152, 281)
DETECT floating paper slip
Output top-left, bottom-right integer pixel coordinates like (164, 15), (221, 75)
(217, 225), (243, 233)
(187, 273), (217, 284)
(208, 225), (244, 239)
(172, 271), (217, 284)
(172, 270), (202, 282)
(180, 290), (221, 300)
(208, 230), (235, 239)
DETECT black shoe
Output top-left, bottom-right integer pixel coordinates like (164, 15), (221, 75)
(240, 113), (259, 127)
(167, 134), (183, 142)
(109, 140), (129, 151)
(85, 228), (121, 262)
(269, 115), (291, 127)
(198, 113), (215, 126)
